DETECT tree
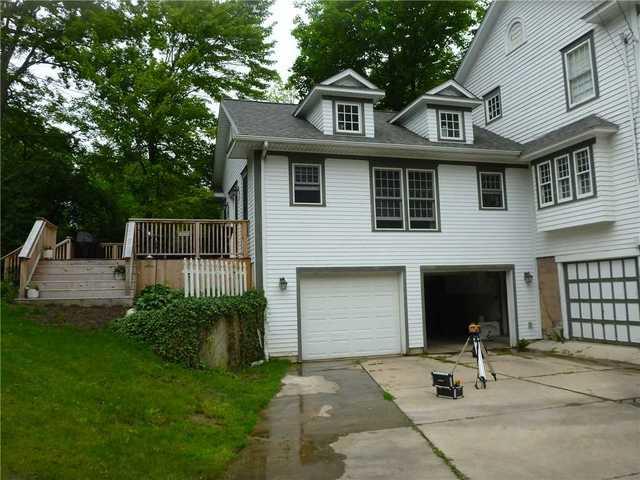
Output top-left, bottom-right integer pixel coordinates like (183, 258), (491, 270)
(63, 0), (277, 216)
(288, 0), (485, 111)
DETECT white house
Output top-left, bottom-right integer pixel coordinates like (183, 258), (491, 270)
(215, 1), (640, 361)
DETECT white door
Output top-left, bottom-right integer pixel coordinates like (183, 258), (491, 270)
(299, 271), (404, 360)
(565, 257), (640, 345)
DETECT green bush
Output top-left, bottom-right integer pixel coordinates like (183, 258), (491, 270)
(1, 280), (19, 303)
(135, 284), (183, 311)
(112, 290), (267, 368)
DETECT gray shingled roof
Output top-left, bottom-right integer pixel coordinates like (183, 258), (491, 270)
(522, 115), (618, 156)
(222, 99), (522, 151)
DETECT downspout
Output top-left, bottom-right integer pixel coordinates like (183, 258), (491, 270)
(259, 140), (270, 361)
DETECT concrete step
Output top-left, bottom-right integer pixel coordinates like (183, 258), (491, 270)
(34, 280), (128, 290)
(38, 288), (130, 300)
(17, 297), (133, 307)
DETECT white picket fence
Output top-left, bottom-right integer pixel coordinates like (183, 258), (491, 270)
(183, 258), (248, 297)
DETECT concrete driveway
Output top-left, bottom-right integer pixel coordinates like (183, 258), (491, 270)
(226, 352), (640, 480)
(363, 352), (640, 480)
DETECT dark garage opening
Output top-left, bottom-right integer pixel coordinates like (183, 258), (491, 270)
(424, 271), (509, 352)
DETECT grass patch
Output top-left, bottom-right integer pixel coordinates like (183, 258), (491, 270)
(1, 302), (288, 479)
(382, 390), (395, 401)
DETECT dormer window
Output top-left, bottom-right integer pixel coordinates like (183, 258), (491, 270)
(438, 110), (464, 141)
(335, 102), (362, 134)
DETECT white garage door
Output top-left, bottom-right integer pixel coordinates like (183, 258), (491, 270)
(299, 271), (404, 360)
(565, 257), (640, 345)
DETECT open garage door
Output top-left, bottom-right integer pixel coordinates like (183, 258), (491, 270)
(565, 257), (640, 345)
(299, 270), (404, 360)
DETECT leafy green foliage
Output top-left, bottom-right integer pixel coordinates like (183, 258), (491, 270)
(134, 284), (183, 311)
(113, 290), (268, 368)
(289, 0), (486, 110)
(1, 301), (288, 479)
(1, 280), (19, 303)
(517, 339), (530, 351)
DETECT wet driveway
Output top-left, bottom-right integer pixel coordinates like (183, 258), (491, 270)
(224, 360), (457, 480)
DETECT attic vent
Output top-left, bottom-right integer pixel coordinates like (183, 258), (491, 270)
(506, 19), (526, 53)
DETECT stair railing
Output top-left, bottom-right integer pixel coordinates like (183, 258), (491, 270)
(54, 237), (73, 259)
(17, 218), (58, 297)
(1, 245), (23, 284)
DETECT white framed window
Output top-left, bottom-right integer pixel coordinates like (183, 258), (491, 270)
(484, 87), (502, 123)
(335, 102), (362, 134)
(537, 160), (554, 207)
(554, 154), (573, 203)
(438, 110), (463, 140)
(506, 19), (526, 53)
(479, 171), (505, 209)
(406, 169), (438, 230)
(373, 167), (404, 230)
(573, 147), (594, 198)
(291, 162), (323, 205)
(562, 34), (598, 108)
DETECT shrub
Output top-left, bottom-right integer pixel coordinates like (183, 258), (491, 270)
(135, 284), (183, 311)
(516, 338), (530, 351)
(112, 290), (267, 368)
(1, 280), (19, 303)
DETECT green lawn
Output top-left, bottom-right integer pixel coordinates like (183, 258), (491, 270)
(1, 302), (288, 479)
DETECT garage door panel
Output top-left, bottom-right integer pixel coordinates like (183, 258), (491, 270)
(565, 257), (640, 345)
(300, 271), (403, 360)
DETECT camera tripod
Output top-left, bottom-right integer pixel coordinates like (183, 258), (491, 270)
(451, 326), (497, 389)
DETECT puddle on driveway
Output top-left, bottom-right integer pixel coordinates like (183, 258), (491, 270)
(277, 374), (340, 397)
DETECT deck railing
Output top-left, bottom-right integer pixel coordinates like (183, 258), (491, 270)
(54, 237), (73, 260)
(101, 242), (123, 260)
(129, 219), (249, 259)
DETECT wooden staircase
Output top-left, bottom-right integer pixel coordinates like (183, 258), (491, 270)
(25, 259), (134, 306)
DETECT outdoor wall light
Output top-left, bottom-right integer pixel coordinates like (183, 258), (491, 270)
(523, 272), (534, 284)
(279, 277), (288, 290)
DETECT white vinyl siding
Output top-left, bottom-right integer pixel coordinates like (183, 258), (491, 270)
(554, 154), (573, 203)
(536, 161), (554, 207)
(261, 155), (538, 357)
(563, 37), (597, 108)
(403, 108), (430, 138)
(462, 1), (639, 259)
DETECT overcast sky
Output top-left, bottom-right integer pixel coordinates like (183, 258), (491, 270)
(268, 0), (302, 82)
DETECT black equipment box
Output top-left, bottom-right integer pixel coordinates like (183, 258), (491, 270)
(436, 385), (464, 399)
(432, 371), (464, 399)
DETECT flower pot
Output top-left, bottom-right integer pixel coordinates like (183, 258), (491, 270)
(27, 288), (40, 299)
(42, 249), (54, 260)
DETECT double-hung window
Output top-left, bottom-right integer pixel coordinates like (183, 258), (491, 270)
(478, 171), (505, 209)
(537, 161), (554, 207)
(573, 147), (593, 198)
(291, 162), (323, 205)
(438, 110), (463, 141)
(562, 33), (598, 109)
(407, 169), (437, 230)
(335, 102), (362, 134)
(554, 154), (573, 203)
(484, 88), (502, 123)
(373, 168), (404, 229)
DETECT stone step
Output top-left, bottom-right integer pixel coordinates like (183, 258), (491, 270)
(38, 288), (130, 299)
(17, 297), (133, 307)
(34, 280), (128, 290)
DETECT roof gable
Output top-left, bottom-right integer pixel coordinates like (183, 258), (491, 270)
(426, 79), (479, 99)
(320, 69), (380, 90)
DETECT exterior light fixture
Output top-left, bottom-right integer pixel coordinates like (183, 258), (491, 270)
(279, 277), (288, 290)
(524, 272), (534, 284)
